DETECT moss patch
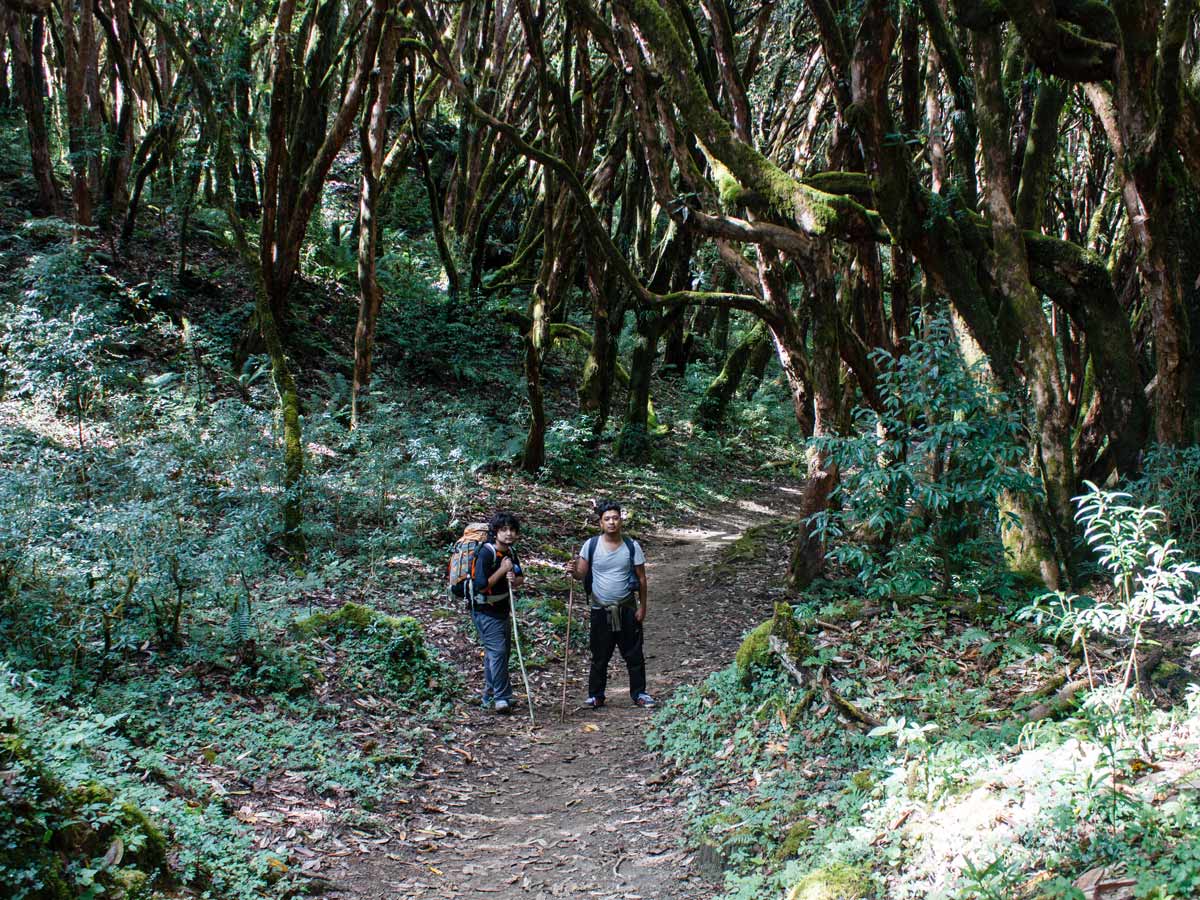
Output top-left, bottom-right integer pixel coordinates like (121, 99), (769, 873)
(292, 600), (413, 635)
(1, 726), (170, 899)
(735, 602), (812, 688)
(773, 818), (814, 862)
(786, 861), (871, 900)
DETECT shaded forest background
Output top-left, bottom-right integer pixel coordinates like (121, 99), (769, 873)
(1, 0), (1200, 898)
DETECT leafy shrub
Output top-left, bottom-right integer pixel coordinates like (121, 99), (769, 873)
(1127, 444), (1200, 558)
(808, 316), (1036, 600)
(1, 679), (278, 900)
(0, 396), (278, 673)
(1, 241), (144, 419)
(293, 602), (456, 705)
(1019, 483), (1200, 699)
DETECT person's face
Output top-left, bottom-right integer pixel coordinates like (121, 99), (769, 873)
(495, 524), (518, 546)
(600, 509), (622, 533)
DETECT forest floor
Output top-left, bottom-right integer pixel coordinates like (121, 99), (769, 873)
(328, 490), (796, 900)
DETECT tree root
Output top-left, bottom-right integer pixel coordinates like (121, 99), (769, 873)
(767, 635), (883, 730)
(1023, 678), (1090, 723)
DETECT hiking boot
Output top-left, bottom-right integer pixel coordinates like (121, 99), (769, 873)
(584, 696), (605, 709)
(494, 698), (512, 714)
(634, 693), (656, 708)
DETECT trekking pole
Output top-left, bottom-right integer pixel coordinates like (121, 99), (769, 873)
(560, 584), (573, 721)
(508, 583), (536, 726)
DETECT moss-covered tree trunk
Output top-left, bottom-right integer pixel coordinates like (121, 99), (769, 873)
(252, 0), (384, 555)
(974, 30), (1073, 586)
(615, 308), (657, 462)
(783, 261), (842, 589)
(61, 0), (99, 228)
(741, 329), (774, 399)
(696, 320), (768, 428)
(661, 314), (690, 375)
(579, 251), (618, 433)
(521, 285), (549, 472)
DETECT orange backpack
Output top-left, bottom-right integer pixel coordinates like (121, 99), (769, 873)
(447, 523), (489, 598)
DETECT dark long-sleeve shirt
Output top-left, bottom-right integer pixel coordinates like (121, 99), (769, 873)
(469, 544), (522, 617)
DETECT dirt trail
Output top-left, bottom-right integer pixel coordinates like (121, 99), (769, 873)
(334, 493), (793, 900)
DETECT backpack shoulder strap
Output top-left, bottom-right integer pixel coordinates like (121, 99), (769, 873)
(583, 536), (600, 596)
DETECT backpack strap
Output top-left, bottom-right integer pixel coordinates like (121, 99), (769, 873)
(583, 536), (600, 598)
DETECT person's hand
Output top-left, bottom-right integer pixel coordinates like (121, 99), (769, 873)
(498, 557), (514, 575)
(565, 559), (579, 579)
(635, 605), (646, 624)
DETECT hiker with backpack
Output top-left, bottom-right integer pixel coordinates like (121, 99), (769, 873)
(449, 512), (525, 714)
(567, 500), (655, 709)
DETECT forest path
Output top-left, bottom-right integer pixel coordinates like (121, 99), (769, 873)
(333, 489), (794, 900)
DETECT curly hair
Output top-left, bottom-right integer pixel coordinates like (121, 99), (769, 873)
(488, 510), (521, 539)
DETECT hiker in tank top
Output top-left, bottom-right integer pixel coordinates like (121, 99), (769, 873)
(566, 500), (654, 709)
(470, 511), (525, 714)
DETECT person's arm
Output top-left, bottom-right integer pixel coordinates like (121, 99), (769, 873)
(568, 544), (588, 581)
(634, 564), (648, 623)
(508, 551), (525, 590)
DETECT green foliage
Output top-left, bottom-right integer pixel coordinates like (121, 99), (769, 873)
(808, 316), (1036, 600)
(1, 679), (279, 900)
(0, 394), (278, 674)
(1019, 483), (1200, 698)
(293, 602), (456, 706)
(0, 720), (165, 900)
(1126, 444), (1200, 558)
(1, 240), (144, 418)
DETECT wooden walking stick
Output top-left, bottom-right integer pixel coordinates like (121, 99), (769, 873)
(509, 583), (536, 726)
(560, 584), (573, 721)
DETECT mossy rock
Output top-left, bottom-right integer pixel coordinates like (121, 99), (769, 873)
(721, 524), (772, 564)
(735, 602), (812, 688)
(849, 770), (874, 792)
(110, 868), (151, 899)
(1152, 660), (1186, 684)
(735, 619), (773, 674)
(292, 601), (415, 637)
(786, 862), (871, 900)
(773, 819), (814, 862)
(120, 802), (168, 868)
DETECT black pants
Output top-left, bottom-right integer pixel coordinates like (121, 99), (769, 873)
(588, 604), (646, 700)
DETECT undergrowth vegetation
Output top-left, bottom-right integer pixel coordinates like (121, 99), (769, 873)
(654, 477), (1200, 899)
(0, 184), (799, 895)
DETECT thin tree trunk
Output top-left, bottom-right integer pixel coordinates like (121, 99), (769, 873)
(351, 22), (401, 428)
(615, 308), (657, 462)
(7, 14), (60, 213)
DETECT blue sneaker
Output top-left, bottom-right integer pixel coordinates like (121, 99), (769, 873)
(634, 693), (656, 708)
(585, 696), (605, 709)
(494, 699), (512, 715)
